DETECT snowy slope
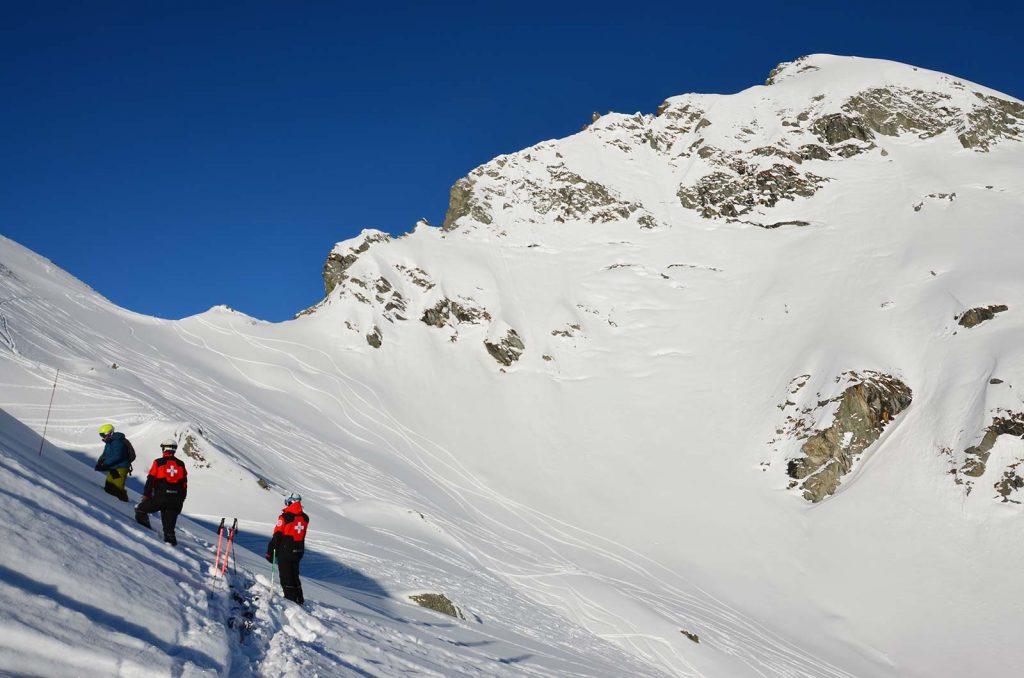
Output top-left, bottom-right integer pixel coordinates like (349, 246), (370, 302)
(0, 246), (658, 677)
(2, 54), (1024, 677)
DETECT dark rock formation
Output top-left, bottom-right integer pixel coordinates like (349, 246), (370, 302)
(764, 56), (819, 85)
(420, 298), (491, 329)
(996, 463), (1024, 503)
(961, 412), (1024, 477)
(812, 113), (874, 145)
(958, 93), (1024, 150)
(409, 593), (465, 620)
(787, 372), (913, 502)
(366, 326), (382, 348)
(323, 232), (392, 296)
(678, 164), (828, 219)
(484, 329), (525, 366)
(957, 305), (1008, 328)
(442, 177), (492, 231)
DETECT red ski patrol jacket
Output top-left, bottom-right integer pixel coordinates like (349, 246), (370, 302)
(143, 450), (188, 501)
(267, 502), (309, 560)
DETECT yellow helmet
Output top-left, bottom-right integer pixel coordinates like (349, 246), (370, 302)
(98, 424), (115, 437)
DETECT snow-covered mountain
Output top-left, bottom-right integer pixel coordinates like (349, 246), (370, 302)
(2, 54), (1023, 677)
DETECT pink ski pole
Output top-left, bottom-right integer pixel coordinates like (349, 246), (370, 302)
(221, 518), (237, 576)
(214, 518), (225, 574)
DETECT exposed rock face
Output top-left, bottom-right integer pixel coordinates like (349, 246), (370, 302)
(843, 88), (954, 139)
(996, 459), (1024, 503)
(960, 412), (1024, 478)
(959, 93), (1024, 150)
(420, 298), (491, 329)
(442, 156), (659, 231)
(366, 326), (382, 348)
(323, 231), (392, 296)
(442, 177), (492, 231)
(677, 164), (828, 220)
(837, 86), (1024, 150)
(177, 428), (210, 468)
(764, 56), (820, 85)
(409, 593), (465, 620)
(812, 113), (874, 144)
(785, 372), (913, 502)
(484, 329), (525, 366)
(957, 304), (1008, 328)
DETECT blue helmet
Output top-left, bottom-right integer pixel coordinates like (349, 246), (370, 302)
(284, 492), (302, 506)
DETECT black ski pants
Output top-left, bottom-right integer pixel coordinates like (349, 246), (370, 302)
(136, 494), (185, 545)
(277, 555), (304, 604)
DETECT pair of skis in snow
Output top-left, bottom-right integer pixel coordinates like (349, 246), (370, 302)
(214, 517), (238, 576)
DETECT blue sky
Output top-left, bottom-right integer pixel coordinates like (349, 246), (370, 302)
(3, 1), (1021, 321)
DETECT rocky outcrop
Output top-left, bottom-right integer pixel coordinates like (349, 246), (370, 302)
(409, 593), (465, 620)
(420, 298), (491, 329)
(996, 460), (1024, 503)
(442, 177), (493, 231)
(957, 304), (1008, 328)
(323, 231), (391, 296)
(534, 166), (644, 223)
(843, 88), (953, 139)
(785, 372), (912, 502)
(366, 326), (382, 348)
(960, 411), (1024, 478)
(677, 164), (828, 220)
(484, 329), (525, 366)
(764, 56), (820, 85)
(812, 113), (874, 145)
(177, 428), (210, 468)
(838, 86), (1023, 151)
(395, 264), (435, 290)
(958, 93), (1024, 150)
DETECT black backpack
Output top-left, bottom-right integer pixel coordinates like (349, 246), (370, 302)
(125, 438), (137, 474)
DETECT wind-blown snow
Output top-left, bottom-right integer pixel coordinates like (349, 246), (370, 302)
(2, 54), (1024, 677)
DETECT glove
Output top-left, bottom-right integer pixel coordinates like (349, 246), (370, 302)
(94, 457), (108, 472)
(266, 553), (273, 562)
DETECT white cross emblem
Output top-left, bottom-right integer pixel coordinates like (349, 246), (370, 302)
(293, 523), (305, 534)
(166, 466), (179, 478)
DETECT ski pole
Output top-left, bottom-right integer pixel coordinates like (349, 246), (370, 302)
(230, 518), (238, 575)
(214, 518), (225, 574)
(37, 368), (59, 456)
(269, 551), (277, 594)
(222, 518), (238, 576)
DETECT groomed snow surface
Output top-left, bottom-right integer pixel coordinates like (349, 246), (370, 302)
(3, 55), (1024, 677)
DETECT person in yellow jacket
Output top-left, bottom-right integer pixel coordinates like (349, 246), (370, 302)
(93, 424), (135, 502)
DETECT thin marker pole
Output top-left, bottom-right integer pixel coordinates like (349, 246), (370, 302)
(38, 368), (59, 456)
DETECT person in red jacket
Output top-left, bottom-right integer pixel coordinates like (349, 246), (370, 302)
(267, 492), (309, 604)
(135, 439), (188, 545)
